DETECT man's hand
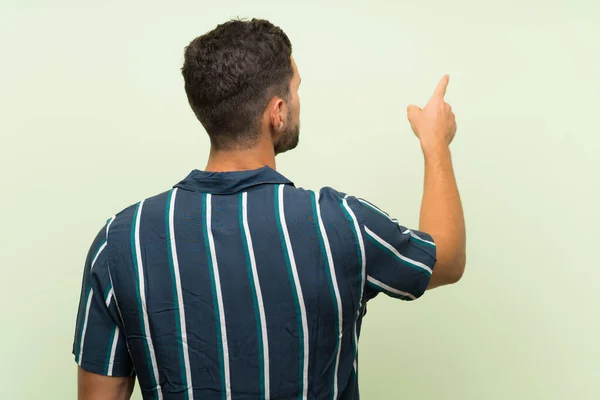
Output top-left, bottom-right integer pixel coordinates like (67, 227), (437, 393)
(407, 75), (457, 151)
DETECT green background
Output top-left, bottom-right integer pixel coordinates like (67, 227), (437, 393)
(1, 0), (599, 398)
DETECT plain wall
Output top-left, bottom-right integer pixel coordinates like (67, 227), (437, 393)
(1, 0), (599, 399)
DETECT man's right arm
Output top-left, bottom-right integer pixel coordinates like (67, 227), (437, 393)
(78, 367), (135, 400)
(420, 145), (466, 289)
(407, 75), (466, 289)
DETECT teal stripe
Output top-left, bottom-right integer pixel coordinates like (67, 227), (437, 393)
(340, 199), (364, 365)
(274, 186), (305, 400)
(103, 282), (112, 301)
(75, 288), (92, 364)
(165, 189), (189, 399)
(239, 193), (266, 399)
(365, 233), (432, 275)
(340, 199), (364, 305)
(360, 199), (436, 249)
(130, 202), (159, 397)
(203, 194), (226, 400)
(410, 232), (436, 249)
(366, 280), (413, 301)
(311, 192), (340, 400)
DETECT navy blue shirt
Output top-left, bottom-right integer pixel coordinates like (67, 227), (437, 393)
(73, 166), (436, 400)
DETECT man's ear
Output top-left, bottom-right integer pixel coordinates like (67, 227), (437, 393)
(268, 97), (286, 133)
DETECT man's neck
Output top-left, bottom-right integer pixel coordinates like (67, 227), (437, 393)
(205, 145), (276, 173)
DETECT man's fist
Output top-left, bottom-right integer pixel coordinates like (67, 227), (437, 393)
(407, 75), (457, 150)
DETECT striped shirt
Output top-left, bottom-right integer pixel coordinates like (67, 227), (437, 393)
(73, 166), (436, 400)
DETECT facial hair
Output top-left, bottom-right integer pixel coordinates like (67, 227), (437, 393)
(274, 115), (300, 155)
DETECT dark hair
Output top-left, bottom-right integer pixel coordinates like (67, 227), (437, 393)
(181, 19), (294, 150)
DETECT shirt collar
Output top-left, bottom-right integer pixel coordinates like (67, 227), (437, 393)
(174, 166), (294, 195)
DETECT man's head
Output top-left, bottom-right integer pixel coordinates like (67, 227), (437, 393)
(182, 19), (301, 155)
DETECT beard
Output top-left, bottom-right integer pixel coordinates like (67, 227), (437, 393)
(274, 118), (300, 155)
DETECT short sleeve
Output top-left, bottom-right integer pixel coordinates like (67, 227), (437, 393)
(349, 197), (437, 301)
(72, 219), (134, 377)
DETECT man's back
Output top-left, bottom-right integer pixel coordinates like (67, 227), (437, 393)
(73, 167), (437, 399)
(73, 18), (464, 400)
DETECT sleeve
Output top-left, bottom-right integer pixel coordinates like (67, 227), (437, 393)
(348, 197), (437, 301)
(72, 219), (134, 377)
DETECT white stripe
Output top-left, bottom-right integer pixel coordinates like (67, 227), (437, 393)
(342, 195), (366, 372)
(168, 188), (194, 399)
(89, 215), (115, 269)
(77, 290), (94, 364)
(352, 310), (360, 375)
(105, 216), (115, 236)
(357, 198), (389, 217)
(78, 216), (115, 364)
(206, 194), (231, 400)
(107, 268), (126, 335)
(90, 242), (107, 270)
(343, 196), (366, 302)
(278, 184), (309, 400)
(353, 360), (357, 372)
(107, 326), (120, 376)
(105, 288), (114, 308)
(367, 275), (417, 300)
(359, 199), (399, 226)
(134, 200), (163, 399)
(315, 192), (343, 399)
(242, 192), (270, 400)
(106, 270), (136, 376)
(360, 199), (436, 247)
(405, 229), (436, 247)
(364, 227), (433, 274)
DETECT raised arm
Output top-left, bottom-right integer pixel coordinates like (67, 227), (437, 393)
(407, 75), (466, 289)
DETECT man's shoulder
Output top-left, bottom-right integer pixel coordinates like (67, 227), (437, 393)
(284, 185), (366, 217)
(104, 189), (173, 238)
(287, 185), (348, 200)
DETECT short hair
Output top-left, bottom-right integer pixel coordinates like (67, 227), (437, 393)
(181, 18), (294, 150)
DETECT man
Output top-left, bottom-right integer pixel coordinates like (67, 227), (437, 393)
(73, 18), (465, 400)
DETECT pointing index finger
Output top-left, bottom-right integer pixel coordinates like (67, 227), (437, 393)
(434, 74), (450, 99)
